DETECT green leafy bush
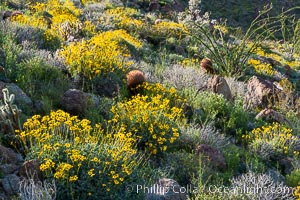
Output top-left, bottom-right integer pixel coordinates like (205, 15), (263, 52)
(161, 150), (201, 185)
(286, 169), (300, 187)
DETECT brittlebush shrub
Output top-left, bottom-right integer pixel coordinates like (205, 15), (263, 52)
(151, 21), (189, 40)
(243, 122), (300, 160)
(103, 7), (143, 34)
(59, 29), (142, 80)
(16, 110), (142, 199)
(109, 84), (185, 155)
(11, 0), (83, 49)
(294, 185), (300, 200)
(134, 82), (185, 107)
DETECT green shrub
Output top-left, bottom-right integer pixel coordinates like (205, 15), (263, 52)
(161, 150), (201, 186)
(188, 91), (229, 123)
(286, 169), (300, 187)
(15, 58), (68, 112)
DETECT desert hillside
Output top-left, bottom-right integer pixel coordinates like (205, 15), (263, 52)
(0, 0), (300, 199)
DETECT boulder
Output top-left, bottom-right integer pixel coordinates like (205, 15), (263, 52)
(18, 159), (43, 182)
(5, 83), (33, 109)
(61, 89), (100, 116)
(196, 144), (226, 171)
(0, 145), (22, 165)
(149, 0), (160, 11)
(0, 164), (19, 175)
(243, 76), (281, 110)
(145, 178), (188, 200)
(207, 75), (232, 101)
(278, 157), (294, 175)
(1, 174), (20, 195)
(61, 89), (87, 116)
(255, 108), (290, 125)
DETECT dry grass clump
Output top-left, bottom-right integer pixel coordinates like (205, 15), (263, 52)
(19, 179), (56, 200)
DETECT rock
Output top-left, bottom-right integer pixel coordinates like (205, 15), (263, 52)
(0, 188), (7, 200)
(18, 159), (43, 182)
(255, 108), (290, 125)
(149, 0), (160, 11)
(0, 145), (22, 165)
(278, 157), (294, 175)
(61, 89), (87, 116)
(243, 76), (281, 110)
(84, 92), (100, 108)
(1, 11), (12, 20)
(1, 174), (20, 195)
(196, 144), (226, 171)
(5, 83), (33, 109)
(0, 164), (19, 175)
(145, 178), (188, 200)
(161, 4), (172, 13)
(61, 89), (100, 116)
(207, 75), (232, 101)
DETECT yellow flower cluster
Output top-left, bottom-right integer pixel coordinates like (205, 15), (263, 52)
(103, 7), (143, 33)
(109, 89), (184, 154)
(152, 21), (189, 39)
(213, 24), (228, 34)
(180, 58), (199, 67)
(12, 0), (83, 42)
(243, 122), (299, 156)
(16, 110), (140, 196)
(59, 29), (142, 79)
(135, 82), (185, 107)
(252, 46), (300, 69)
(294, 185), (300, 200)
(247, 58), (275, 76)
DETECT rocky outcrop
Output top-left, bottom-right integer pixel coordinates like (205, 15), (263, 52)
(2, 174), (20, 195)
(0, 145), (23, 165)
(207, 75), (232, 101)
(61, 89), (100, 116)
(149, 0), (160, 12)
(5, 83), (33, 109)
(243, 76), (282, 110)
(255, 108), (290, 125)
(0, 145), (24, 198)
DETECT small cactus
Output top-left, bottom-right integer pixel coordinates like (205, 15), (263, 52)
(126, 70), (146, 90)
(0, 88), (22, 134)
